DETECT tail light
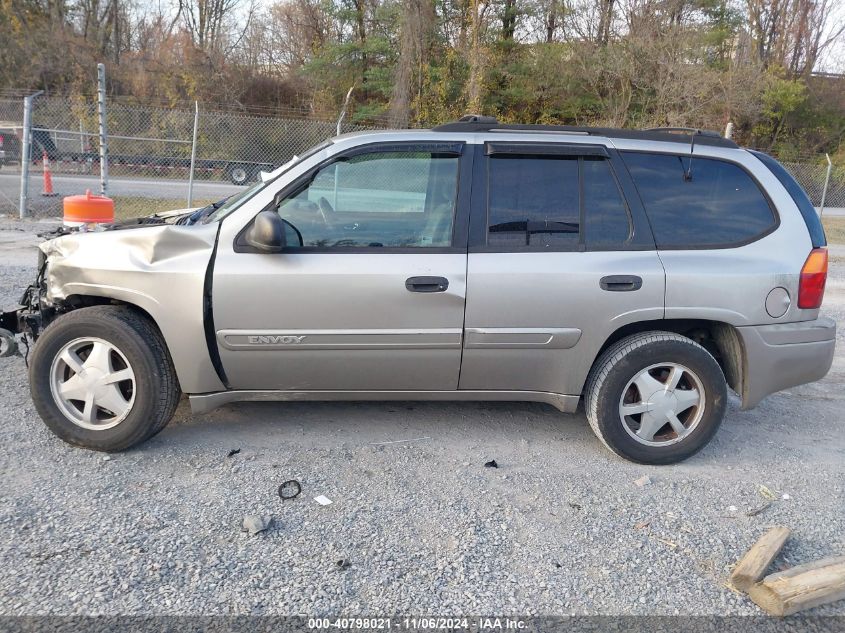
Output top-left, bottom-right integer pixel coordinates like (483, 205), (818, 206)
(798, 248), (828, 309)
(0, 134), (4, 148)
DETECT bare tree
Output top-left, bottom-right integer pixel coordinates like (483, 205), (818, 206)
(179, 0), (241, 52)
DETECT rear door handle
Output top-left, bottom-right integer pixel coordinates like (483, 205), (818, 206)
(406, 276), (449, 293)
(600, 275), (642, 292)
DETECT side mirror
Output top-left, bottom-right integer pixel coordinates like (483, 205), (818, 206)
(245, 211), (286, 253)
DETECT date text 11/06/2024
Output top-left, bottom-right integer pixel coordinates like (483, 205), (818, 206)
(307, 618), (528, 630)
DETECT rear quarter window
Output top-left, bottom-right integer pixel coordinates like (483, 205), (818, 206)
(749, 150), (826, 248)
(621, 152), (777, 248)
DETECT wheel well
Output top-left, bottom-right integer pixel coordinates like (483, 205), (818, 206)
(597, 319), (744, 395)
(59, 295), (163, 339)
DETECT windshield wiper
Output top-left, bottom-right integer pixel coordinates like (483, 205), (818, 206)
(178, 196), (233, 225)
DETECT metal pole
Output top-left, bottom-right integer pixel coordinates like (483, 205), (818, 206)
(79, 120), (85, 174)
(187, 101), (199, 207)
(818, 153), (832, 219)
(336, 85), (354, 136)
(97, 63), (109, 196)
(18, 90), (43, 218)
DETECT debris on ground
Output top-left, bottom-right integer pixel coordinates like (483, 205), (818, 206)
(731, 526), (845, 616)
(335, 558), (351, 571)
(634, 475), (652, 487)
(102, 455), (112, 462)
(242, 515), (273, 536)
(748, 556), (845, 616)
(731, 526), (791, 592)
(634, 519), (651, 529)
(746, 502), (773, 517)
(782, 493), (791, 500)
(314, 495), (333, 506)
(371, 437), (431, 446)
(484, 460), (498, 468)
(227, 449), (241, 458)
(567, 502), (582, 510)
(278, 480), (302, 500)
(757, 484), (778, 500)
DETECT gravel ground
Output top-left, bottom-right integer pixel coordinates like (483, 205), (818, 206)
(0, 218), (843, 617)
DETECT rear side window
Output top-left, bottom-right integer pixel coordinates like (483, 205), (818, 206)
(622, 152), (777, 248)
(749, 150), (826, 248)
(486, 154), (631, 249)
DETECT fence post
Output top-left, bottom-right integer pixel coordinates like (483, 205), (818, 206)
(336, 86), (354, 136)
(97, 63), (109, 196)
(187, 101), (199, 207)
(18, 90), (42, 218)
(819, 153), (832, 219)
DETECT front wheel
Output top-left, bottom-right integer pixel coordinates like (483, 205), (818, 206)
(29, 306), (181, 451)
(584, 332), (727, 464)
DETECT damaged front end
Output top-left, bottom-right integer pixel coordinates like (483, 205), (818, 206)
(2, 222), (225, 392)
(0, 250), (50, 358)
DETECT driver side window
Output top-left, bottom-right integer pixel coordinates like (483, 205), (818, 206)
(273, 150), (459, 248)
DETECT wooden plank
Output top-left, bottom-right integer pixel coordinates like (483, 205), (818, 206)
(748, 556), (845, 616)
(731, 526), (791, 592)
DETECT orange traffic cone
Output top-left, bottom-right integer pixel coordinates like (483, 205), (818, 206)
(41, 150), (57, 197)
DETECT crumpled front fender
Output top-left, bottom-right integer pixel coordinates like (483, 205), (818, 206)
(41, 224), (225, 393)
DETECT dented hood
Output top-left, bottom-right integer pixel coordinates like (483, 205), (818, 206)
(40, 223), (219, 303)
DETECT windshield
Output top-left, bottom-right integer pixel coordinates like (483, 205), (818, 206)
(203, 140), (334, 224)
(202, 182), (263, 223)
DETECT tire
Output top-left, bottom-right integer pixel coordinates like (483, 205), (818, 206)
(227, 164), (250, 185)
(0, 328), (18, 357)
(29, 306), (181, 452)
(584, 331), (727, 465)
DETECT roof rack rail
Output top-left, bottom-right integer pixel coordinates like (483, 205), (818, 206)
(431, 116), (738, 148)
(642, 127), (724, 139)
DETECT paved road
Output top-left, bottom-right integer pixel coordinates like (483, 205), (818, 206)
(0, 172), (244, 202)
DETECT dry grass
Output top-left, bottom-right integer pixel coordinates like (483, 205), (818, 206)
(822, 216), (845, 245)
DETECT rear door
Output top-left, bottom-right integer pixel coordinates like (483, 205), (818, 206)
(459, 141), (665, 396)
(212, 141), (472, 391)
(619, 150), (806, 326)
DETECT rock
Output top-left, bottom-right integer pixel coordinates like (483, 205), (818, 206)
(634, 475), (652, 487)
(242, 515), (273, 535)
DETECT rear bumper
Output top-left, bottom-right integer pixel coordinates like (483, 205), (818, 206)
(737, 317), (836, 409)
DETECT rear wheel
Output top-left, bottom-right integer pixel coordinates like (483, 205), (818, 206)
(227, 164), (250, 185)
(584, 332), (727, 464)
(29, 306), (180, 451)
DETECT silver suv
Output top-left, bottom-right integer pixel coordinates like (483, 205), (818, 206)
(0, 116), (835, 464)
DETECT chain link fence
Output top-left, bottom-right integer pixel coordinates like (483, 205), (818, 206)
(779, 159), (843, 210)
(1, 94), (381, 219)
(1, 94), (843, 220)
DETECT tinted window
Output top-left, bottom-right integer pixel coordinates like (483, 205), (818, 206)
(583, 157), (632, 246)
(750, 150), (825, 248)
(275, 151), (459, 248)
(622, 152), (776, 248)
(486, 154), (631, 249)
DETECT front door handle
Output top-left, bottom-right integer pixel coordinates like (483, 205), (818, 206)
(600, 275), (643, 292)
(406, 276), (449, 293)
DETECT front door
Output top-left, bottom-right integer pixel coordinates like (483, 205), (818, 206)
(212, 142), (471, 391)
(459, 141), (666, 396)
